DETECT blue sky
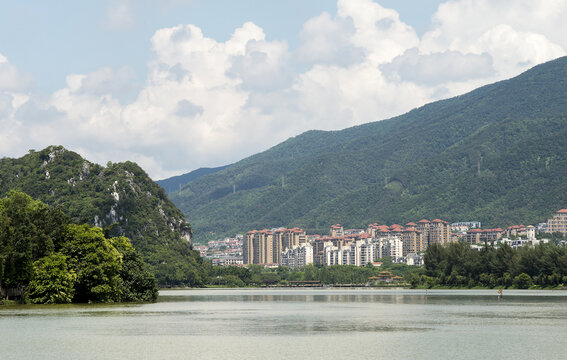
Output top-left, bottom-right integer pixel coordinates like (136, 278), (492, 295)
(0, 0), (441, 93)
(1, 0), (566, 179)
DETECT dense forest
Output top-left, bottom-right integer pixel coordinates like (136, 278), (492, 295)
(413, 242), (567, 289)
(0, 146), (205, 286)
(166, 56), (567, 240)
(0, 191), (158, 304)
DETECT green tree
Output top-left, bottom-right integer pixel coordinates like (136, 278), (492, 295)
(513, 273), (533, 289)
(110, 236), (158, 302)
(27, 253), (76, 304)
(61, 224), (122, 303)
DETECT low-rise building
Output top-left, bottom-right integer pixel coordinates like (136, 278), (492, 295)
(465, 228), (503, 244)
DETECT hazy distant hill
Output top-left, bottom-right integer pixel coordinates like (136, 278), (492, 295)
(166, 56), (567, 239)
(157, 165), (229, 194)
(0, 146), (205, 285)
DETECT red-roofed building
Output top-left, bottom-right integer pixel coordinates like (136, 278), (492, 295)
(506, 225), (527, 237)
(415, 218), (452, 247)
(330, 224), (344, 237)
(402, 227), (425, 255)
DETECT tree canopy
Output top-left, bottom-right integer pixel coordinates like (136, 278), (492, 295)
(0, 191), (158, 303)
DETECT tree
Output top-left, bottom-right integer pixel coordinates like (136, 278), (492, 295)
(513, 273), (532, 289)
(27, 253), (76, 304)
(111, 236), (158, 302)
(61, 224), (122, 303)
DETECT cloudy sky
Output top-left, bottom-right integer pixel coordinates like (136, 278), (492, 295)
(1, 0), (565, 179)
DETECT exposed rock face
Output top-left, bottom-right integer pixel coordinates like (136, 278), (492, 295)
(0, 146), (197, 284)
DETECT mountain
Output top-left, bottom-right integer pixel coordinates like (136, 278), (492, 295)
(168, 56), (567, 239)
(0, 146), (205, 286)
(157, 165), (229, 194)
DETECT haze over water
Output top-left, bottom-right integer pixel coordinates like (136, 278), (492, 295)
(2, 289), (566, 359)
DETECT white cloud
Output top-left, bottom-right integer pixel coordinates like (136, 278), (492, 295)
(2, 0), (567, 179)
(420, 0), (567, 77)
(0, 53), (33, 153)
(337, 0), (419, 65)
(0, 53), (34, 91)
(295, 12), (363, 67)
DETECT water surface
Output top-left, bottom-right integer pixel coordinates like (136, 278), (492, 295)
(1, 288), (566, 359)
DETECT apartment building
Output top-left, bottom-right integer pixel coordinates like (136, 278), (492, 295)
(547, 209), (567, 235)
(464, 228), (503, 244)
(320, 238), (374, 266)
(379, 237), (404, 260)
(416, 219), (452, 246)
(272, 228), (307, 264)
(402, 226), (426, 255)
(280, 244), (313, 268)
(243, 230), (274, 265)
(330, 224), (344, 237)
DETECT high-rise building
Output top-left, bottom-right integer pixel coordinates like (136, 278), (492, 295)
(402, 226), (425, 255)
(272, 228), (306, 264)
(243, 230), (274, 265)
(416, 219), (452, 246)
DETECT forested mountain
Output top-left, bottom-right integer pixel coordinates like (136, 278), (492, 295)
(0, 146), (205, 285)
(169, 56), (567, 239)
(157, 165), (229, 194)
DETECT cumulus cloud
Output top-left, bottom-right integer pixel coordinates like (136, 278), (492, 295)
(229, 39), (292, 91)
(0, 54), (34, 91)
(420, 0), (567, 77)
(295, 12), (364, 67)
(2, 0), (567, 179)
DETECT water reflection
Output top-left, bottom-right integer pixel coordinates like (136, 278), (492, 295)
(159, 288), (567, 305)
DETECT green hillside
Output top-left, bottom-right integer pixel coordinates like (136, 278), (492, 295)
(0, 146), (205, 286)
(169, 56), (567, 239)
(157, 165), (229, 193)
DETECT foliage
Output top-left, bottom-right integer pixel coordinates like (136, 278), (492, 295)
(111, 236), (158, 302)
(61, 224), (123, 303)
(0, 191), (159, 303)
(416, 241), (567, 289)
(28, 253), (76, 304)
(203, 261), (418, 287)
(165, 56), (567, 239)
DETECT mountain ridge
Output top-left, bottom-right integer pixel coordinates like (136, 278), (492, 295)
(166, 56), (567, 239)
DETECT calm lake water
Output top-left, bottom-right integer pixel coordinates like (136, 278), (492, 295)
(1, 288), (566, 359)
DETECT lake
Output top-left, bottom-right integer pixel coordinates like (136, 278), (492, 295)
(1, 288), (566, 359)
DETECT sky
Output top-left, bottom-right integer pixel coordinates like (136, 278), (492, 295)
(1, 0), (566, 180)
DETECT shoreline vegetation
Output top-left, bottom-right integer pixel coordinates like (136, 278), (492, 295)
(1, 191), (158, 305)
